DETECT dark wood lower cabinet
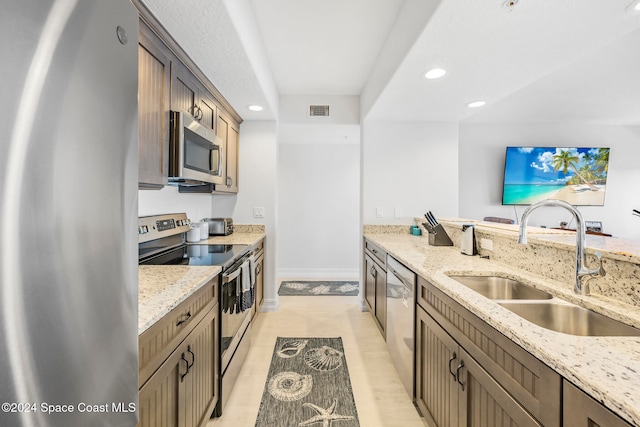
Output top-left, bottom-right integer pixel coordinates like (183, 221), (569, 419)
(416, 306), (541, 427)
(563, 381), (633, 427)
(138, 306), (219, 427)
(363, 238), (387, 338)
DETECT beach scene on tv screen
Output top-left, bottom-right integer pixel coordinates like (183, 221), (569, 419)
(503, 147), (609, 206)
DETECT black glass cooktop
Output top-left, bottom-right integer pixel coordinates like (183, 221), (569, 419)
(139, 244), (249, 269)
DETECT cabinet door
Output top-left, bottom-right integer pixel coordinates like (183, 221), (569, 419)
(138, 339), (186, 427)
(458, 348), (541, 427)
(415, 306), (459, 427)
(171, 61), (199, 118)
(183, 308), (218, 427)
(563, 381), (632, 427)
(254, 251), (265, 317)
(139, 308), (218, 427)
(373, 262), (386, 335)
(138, 22), (171, 188)
(364, 254), (377, 314)
(198, 92), (217, 132)
(215, 111), (229, 190)
(225, 124), (239, 192)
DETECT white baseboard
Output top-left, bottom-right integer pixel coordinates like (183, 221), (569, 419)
(260, 298), (280, 312)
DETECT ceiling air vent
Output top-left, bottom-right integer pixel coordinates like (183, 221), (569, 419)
(309, 105), (330, 117)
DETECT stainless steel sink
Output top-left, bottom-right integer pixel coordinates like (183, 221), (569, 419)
(498, 302), (640, 337)
(448, 275), (553, 300)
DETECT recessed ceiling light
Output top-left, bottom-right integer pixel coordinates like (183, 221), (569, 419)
(468, 101), (486, 108)
(635, 0), (640, 11)
(424, 68), (446, 79)
(247, 105), (263, 112)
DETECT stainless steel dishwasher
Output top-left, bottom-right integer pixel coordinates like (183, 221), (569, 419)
(386, 255), (417, 399)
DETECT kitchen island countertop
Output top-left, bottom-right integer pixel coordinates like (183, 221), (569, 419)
(364, 231), (640, 426)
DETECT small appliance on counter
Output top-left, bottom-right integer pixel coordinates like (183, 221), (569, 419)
(204, 217), (234, 236)
(422, 211), (453, 246)
(460, 224), (477, 255)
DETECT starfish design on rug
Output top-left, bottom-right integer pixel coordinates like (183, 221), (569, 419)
(299, 398), (355, 427)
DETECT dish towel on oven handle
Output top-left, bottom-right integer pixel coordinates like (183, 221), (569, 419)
(240, 254), (256, 312)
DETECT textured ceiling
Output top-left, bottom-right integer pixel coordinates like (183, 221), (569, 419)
(142, 0), (640, 124)
(249, 0), (404, 95)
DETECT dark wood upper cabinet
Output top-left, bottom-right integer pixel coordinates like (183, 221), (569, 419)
(138, 21), (171, 189)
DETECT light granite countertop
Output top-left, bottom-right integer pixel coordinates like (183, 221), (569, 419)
(138, 231), (266, 335)
(138, 265), (221, 335)
(364, 232), (640, 426)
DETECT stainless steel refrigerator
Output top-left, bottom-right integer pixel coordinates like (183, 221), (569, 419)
(0, 0), (139, 426)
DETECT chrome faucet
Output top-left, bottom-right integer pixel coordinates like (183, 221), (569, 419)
(517, 199), (605, 295)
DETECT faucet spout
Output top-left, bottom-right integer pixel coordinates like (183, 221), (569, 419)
(517, 199), (605, 295)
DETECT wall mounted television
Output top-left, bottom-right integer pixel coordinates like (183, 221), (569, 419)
(502, 147), (610, 206)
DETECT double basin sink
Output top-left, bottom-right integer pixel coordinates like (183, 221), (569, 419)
(447, 274), (640, 337)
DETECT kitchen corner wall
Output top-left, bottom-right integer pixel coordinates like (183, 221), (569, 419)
(458, 123), (640, 240)
(213, 120), (279, 311)
(361, 120), (459, 224)
(277, 95), (360, 279)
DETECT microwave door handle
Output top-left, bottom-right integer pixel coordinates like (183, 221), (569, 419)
(210, 144), (220, 174)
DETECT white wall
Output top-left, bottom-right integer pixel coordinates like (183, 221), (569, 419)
(362, 121), (459, 224)
(138, 186), (213, 219)
(277, 95), (361, 279)
(458, 123), (640, 240)
(278, 142), (360, 278)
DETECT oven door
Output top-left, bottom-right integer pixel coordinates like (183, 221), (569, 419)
(220, 257), (253, 371)
(169, 110), (224, 185)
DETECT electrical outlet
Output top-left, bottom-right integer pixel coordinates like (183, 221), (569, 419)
(376, 207), (384, 218)
(480, 238), (494, 251)
(253, 207), (265, 218)
(394, 207), (402, 218)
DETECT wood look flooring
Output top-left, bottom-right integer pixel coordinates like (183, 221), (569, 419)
(208, 294), (426, 427)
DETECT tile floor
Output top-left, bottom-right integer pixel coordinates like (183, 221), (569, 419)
(208, 294), (426, 427)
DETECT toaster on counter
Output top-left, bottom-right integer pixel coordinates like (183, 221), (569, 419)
(203, 218), (234, 236)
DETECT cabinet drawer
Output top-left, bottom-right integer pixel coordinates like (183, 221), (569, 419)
(252, 239), (264, 257)
(417, 276), (561, 427)
(364, 239), (386, 268)
(139, 277), (218, 387)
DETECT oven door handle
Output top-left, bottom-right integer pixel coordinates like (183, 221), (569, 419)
(223, 265), (243, 283)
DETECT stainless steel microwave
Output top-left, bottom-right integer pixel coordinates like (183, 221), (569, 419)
(169, 110), (224, 186)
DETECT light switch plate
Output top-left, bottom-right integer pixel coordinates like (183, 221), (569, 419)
(253, 207), (265, 218)
(376, 207), (384, 218)
(394, 207), (402, 218)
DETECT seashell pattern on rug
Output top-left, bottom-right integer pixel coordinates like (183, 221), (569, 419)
(268, 371), (313, 401)
(276, 339), (309, 359)
(304, 345), (344, 371)
(282, 282), (309, 290)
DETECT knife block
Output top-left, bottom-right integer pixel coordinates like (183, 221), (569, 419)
(422, 223), (453, 246)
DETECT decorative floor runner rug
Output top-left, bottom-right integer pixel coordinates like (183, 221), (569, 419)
(278, 281), (359, 296)
(255, 337), (360, 427)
